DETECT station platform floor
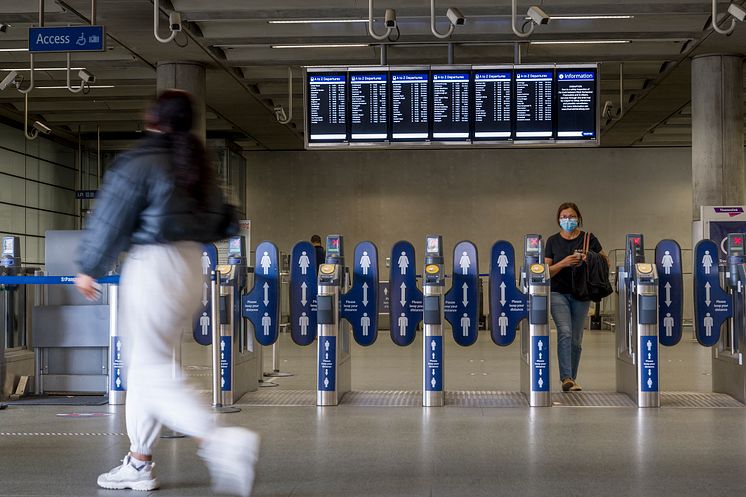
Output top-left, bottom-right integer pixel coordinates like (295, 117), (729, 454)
(2, 328), (745, 497)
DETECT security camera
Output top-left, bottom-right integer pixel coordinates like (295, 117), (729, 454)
(169, 11), (182, 32)
(0, 23), (9, 33)
(32, 121), (52, 135)
(384, 8), (397, 28)
(78, 69), (95, 84)
(0, 70), (19, 90)
(446, 7), (465, 26)
(527, 5), (550, 25)
(602, 100), (614, 119)
(273, 105), (287, 122)
(728, 3), (746, 22)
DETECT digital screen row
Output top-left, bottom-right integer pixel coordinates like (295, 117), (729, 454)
(306, 66), (597, 146)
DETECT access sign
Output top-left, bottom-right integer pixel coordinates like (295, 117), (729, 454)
(489, 240), (528, 346)
(444, 241), (479, 346)
(29, 26), (105, 53)
(655, 240), (683, 346)
(693, 239), (732, 346)
(242, 241), (280, 346)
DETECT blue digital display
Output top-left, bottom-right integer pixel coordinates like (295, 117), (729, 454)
(473, 70), (512, 140)
(391, 72), (429, 141)
(515, 69), (554, 139)
(307, 73), (347, 142)
(556, 69), (597, 140)
(350, 73), (388, 141)
(432, 72), (470, 140)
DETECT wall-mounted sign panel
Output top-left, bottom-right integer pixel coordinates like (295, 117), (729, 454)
(304, 63), (599, 149)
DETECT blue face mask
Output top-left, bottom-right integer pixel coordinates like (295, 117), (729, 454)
(559, 218), (578, 232)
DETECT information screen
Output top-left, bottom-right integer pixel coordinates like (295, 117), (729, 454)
(515, 69), (554, 139)
(350, 72), (388, 141)
(391, 71), (429, 141)
(556, 68), (596, 140)
(473, 69), (512, 140)
(307, 73), (347, 142)
(431, 72), (470, 140)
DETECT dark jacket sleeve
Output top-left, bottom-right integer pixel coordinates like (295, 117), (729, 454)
(76, 158), (148, 278)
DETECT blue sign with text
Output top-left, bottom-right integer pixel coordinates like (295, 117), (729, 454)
(532, 336), (549, 392)
(639, 335), (658, 392)
(110, 336), (125, 391)
(290, 241), (318, 346)
(318, 336), (336, 391)
(242, 241), (280, 346)
(220, 337), (232, 391)
(693, 240), (732, 346)
(341, 242), (379, 346)
(194, 244), (217, 346)
(29, 26), (105, 53)
(444, 241), (479, 346)
(655, 240), (683, 346)
(424, 335), (443, 391)
(489, 241), (528, 346)
(389, 241), (423, 346)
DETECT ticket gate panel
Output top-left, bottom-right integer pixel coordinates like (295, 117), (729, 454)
(444, 241), (479, 346)
(290, 241), (318, 346)
(655, 240), (683, 346)
(489, 241), (525, 346)
(341, 242), (379, 346)
(388, 241), (422, 347)
(423, 235), (445, 407)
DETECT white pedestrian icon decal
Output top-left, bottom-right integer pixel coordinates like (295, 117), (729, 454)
(661, 250), (674, 275)
(431, 339), (437, 352)
(398, 313), (409, 337)
(702, 250), (714, 275)
(538, 339), (544, 352)
(431, 377), (437, 389)
(398, 251), (409, 275)
(704, 312), (714, 336)
(200, 312), (210, 336)
(647, 377), (653, 389)
(116, 376), (122, 389)
(497, 250), (509, 274)
(663, 313), (674, 337)
(538, 377), (544, 389)
(262, 312), (271, 336)
(299, 312), (309, 336)
(299, 251), (310, 275)
(201, 251), (211, 275)
(498, 312), (509, 336)
(360, 251), (371, 275)
(646, 339), (653, 352)
(460, 313), (471, 337)
(261, 251), (272, 275)
(325, 340), (331, 352)
(361, 313), (371, 337)
(324, 377), (330, 389)
(459, 251), (471, 275)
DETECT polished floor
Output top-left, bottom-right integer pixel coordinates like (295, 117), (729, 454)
(2, 327), (745, 497)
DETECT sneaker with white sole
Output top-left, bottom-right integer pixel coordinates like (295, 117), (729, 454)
(97, 455), (159, 491)
(199, 427), (260, 497)
(570, 380), (583, 391)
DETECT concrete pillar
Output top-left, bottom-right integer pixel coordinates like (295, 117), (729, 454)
(156, 61), (207, 142)
(691, 55), (745, 220)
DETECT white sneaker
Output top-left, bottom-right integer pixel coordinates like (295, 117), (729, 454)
(199, 427), (260, 497)
(97, 455), (159, 491)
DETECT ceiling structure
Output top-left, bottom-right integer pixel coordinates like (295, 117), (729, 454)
(0, 0), (744, 150)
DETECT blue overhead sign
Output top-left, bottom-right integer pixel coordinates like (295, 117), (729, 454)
(290, 241), (318, 346)
(194, 244), (218, 346)
(341, 242), (379, 346)
(242, 241), (280, 346)
(29, 25), (105, 53)
(389, 241), (423, 346)
(318, 336), (336, 391)
(489, 241), (527, 346)
(655, 240), (683, 346)
(444, 241), (479, 346)
(693, 240), (732, 346)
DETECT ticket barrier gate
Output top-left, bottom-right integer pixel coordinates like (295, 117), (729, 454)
(421, 235), (445, 407)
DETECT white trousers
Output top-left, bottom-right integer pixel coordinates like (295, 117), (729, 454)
(120, 242), (214, 455)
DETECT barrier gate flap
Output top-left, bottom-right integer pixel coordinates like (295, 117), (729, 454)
(389, 241), (423, 346)
(242, 241), (280, 346)
(341, 241), (379, 346)
(489, 241), (527, 346)
(444, 241), (479, 346)
(655, 240), (683, 346)
(693, 239), (732, 346)
(194, 243), (218, 346)
(290, 241), (318, 345)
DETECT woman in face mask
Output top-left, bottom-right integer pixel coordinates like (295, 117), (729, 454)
(544, 202), (605, 392)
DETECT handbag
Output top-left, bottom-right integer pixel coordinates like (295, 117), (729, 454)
(570, 232), (591, 301)
(572, 232), (613, 302)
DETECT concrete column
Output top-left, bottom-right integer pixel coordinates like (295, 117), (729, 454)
(691, 55), (745, 219)
(156, 61), (207, 142)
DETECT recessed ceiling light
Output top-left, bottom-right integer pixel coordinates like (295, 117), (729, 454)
(270, 43), (369, 49)
(268, 19), (368, 24)
(36, 85), (115, 89)
(530, 40), (631, 45)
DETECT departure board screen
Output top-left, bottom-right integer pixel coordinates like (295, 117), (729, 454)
(556, 69), (596, 140)
(473, 70), (512, 140)
(431, 72), (470, 140)
(350, 72), (388, 141)
(391, 72), (429, 141)
(307, 73), (347, 142)
(515, 69), (554, 139)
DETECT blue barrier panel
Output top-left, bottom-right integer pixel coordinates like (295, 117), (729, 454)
(290, 241), (318, 346)
(193, 244), (218, 346)
(242, 241), (281, 346)
(341, 241), (379, 346)
(489, 241), (527, 346)
(693, 239), (732, 346)
(444, 241), (479, 346)
(388, 241), (423, 346)
(655, 240), (683, 346)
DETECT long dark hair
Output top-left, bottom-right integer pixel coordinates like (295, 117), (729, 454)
(147, 90), (211, 206)
(556, 202), (583, 227)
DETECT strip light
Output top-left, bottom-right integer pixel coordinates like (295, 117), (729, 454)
(0, 48), (28, 52)
(268, 19), (368, 24)
(550, 15), (634, 20)
(36, 85), (115, 89)
(1, 67), (85, 72)
(271, 43), (369, 49)
(530, 40), (631, 45)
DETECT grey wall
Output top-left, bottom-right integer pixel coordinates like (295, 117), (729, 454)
(245, 147), (693, 269)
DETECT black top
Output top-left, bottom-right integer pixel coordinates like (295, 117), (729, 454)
(544, 231), (603, 295)
(314, 244), (325, 269)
